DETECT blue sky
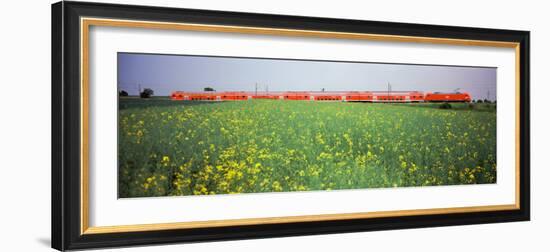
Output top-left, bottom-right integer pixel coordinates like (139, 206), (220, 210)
(118, 52), (497, 101)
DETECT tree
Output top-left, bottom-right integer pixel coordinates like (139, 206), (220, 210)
(204, 87), (215, 92)
(476, 99), (483, 103)
(119, 90), (128, 97)
(140, 88), (154, 98)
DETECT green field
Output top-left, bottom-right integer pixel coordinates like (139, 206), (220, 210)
(118, 98), (496, 198)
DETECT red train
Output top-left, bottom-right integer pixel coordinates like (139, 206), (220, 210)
(171, 91), (471, 103)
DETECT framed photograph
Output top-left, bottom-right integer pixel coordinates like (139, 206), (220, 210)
(52, 1), (530, 250)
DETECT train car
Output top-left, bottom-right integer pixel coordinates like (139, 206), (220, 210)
(220, 92), (249, 101)
(343, 91), (372, 101)
(171, 91), (186, 100)
(192, 94), (217, 101)
(176, 92), (217, 101)
(369, 91), (425, 102)
(315, 95), (342, 101)
(283, 92), (312, 101)
(251, 94), (279, 100)
(424, 92), (471, 102)
(313, 92), (343, 101)
(408, 91), (425, 102)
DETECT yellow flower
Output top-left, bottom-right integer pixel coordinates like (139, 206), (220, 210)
(272, 181), (283, 191)
(161, 156), (170, 166)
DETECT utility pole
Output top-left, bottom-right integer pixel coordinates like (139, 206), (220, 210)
(255, 83), (258, 96)
(387, 82), (391, 100)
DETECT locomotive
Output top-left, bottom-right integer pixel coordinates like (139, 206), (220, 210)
(170, 91), (471, 103)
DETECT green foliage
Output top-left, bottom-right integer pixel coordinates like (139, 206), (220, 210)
(118, 100), (497, 198)
(439, 102), (452, 109)
(119, 90), (128, 97)
(140, 88), (154, 98)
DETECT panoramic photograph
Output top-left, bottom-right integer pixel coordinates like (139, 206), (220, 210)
(117, 52), (497, 198)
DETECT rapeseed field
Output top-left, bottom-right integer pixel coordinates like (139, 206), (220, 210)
(118, 99), (496, 198)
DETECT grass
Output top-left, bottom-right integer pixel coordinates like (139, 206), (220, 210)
(118, 98), (496, 198)
(394, 102), (497, 112)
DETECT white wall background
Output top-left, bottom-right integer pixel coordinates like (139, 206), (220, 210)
(0, 0), (546, 251)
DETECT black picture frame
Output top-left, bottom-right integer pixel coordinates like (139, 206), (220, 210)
(52, 1), (530, 251)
